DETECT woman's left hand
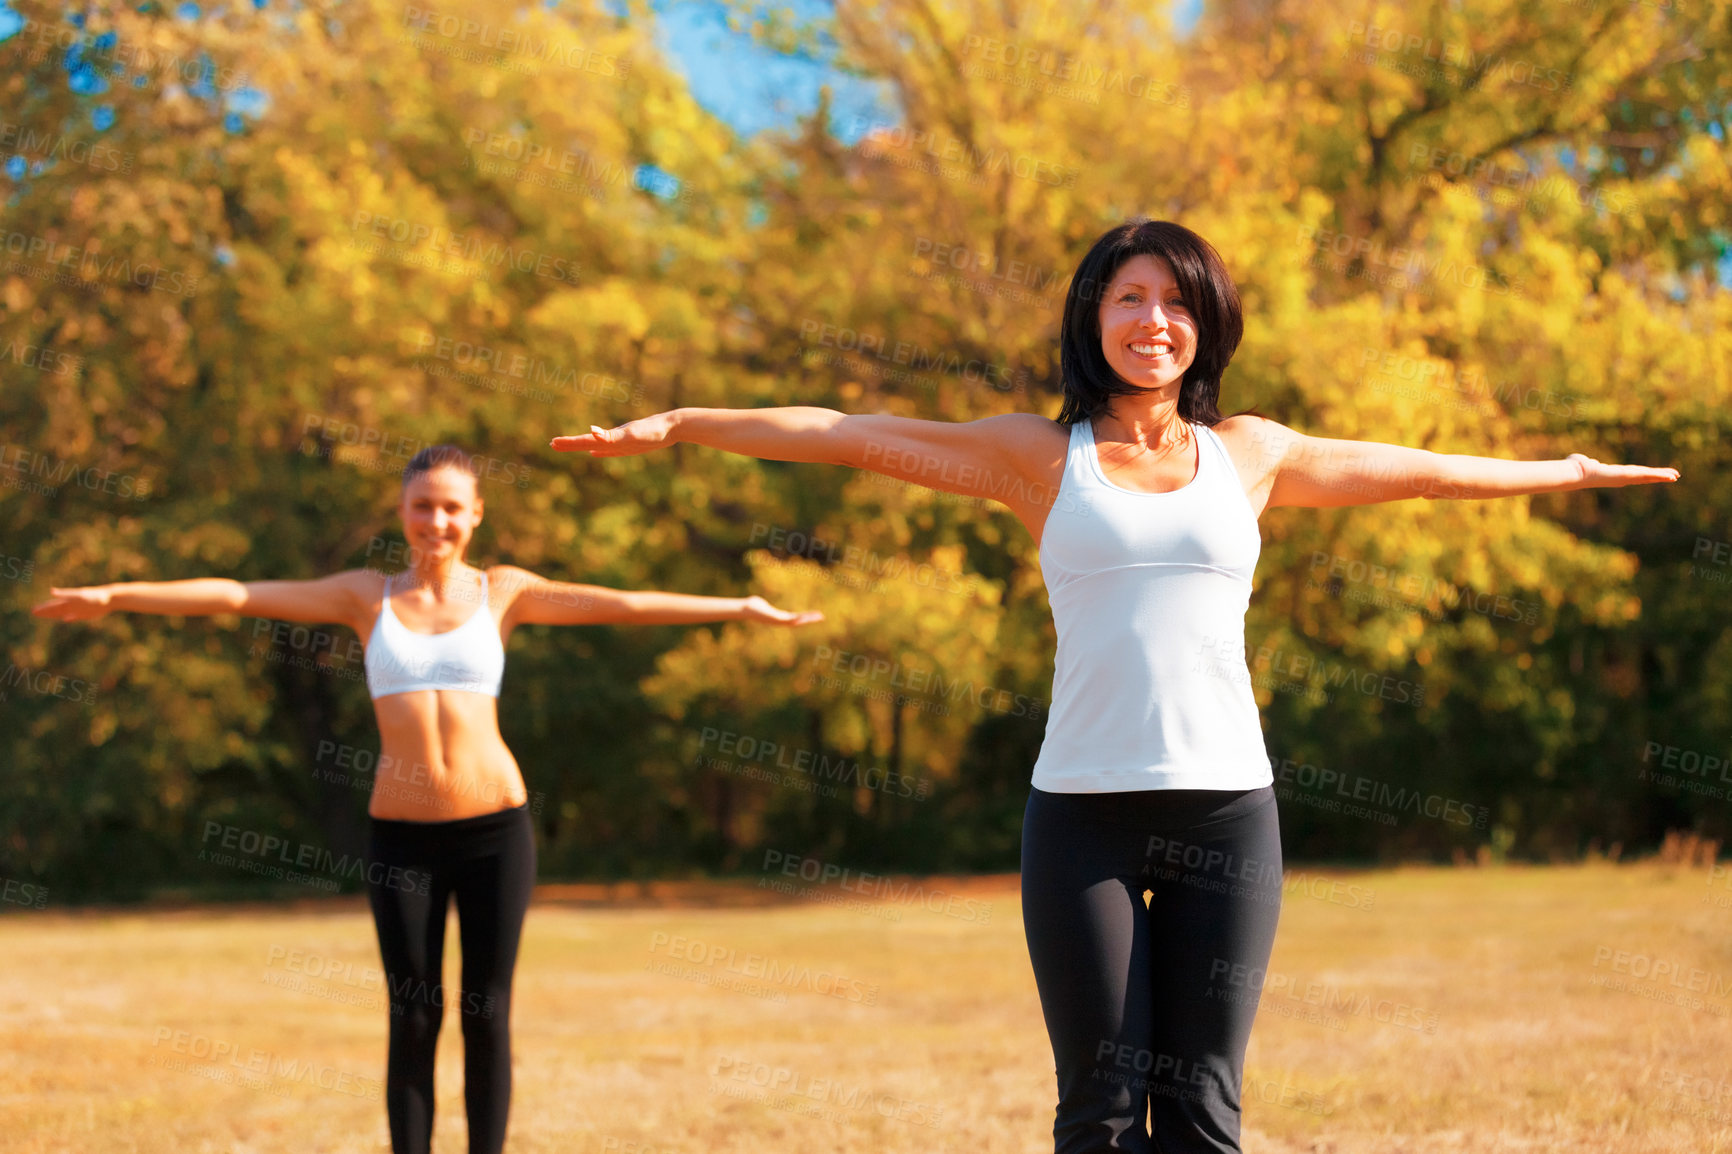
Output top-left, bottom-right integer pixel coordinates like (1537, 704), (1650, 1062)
(1565, 453), (1680, 489)
(740, 595), (824, 626)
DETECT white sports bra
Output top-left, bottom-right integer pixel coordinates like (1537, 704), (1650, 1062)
(1030, 417), (1274, 792)
(364, 570), (506, 700)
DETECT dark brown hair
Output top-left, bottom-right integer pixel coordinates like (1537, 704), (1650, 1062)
(1057, 219), (1258, 428)
(401, 444), (479, 492)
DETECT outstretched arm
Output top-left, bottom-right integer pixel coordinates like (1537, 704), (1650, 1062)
(31, 571), (372, 627)
(494, 565), (822, 629)
(550, 406), (1058, 510)
(1232, 415), (1680, 507)
(554, 406), (851, 464)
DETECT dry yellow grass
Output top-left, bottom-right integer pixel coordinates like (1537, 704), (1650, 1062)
(3, 861), (1730, 1153)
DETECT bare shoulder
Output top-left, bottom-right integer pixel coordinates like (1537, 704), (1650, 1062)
(975, 413), (1075, 509)
(1208, 414), (1312, 518)
(1212, 413), (1305, 474)
(337, 566), (390, 623)
(959, 411), (1067, 448)
(881, 410), (1070, 491)
(988, 412), (1069, 437)
(1213, 412), (1301, 445)
(239, 567), (386, 634)
(342, 567), (390, 590)
(485, 563), (544, 606)
(982, 411), (1071, 464)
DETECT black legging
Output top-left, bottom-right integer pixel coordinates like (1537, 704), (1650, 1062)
(366, 803), (536, 1154)
(1021, 784), (1283, 1154)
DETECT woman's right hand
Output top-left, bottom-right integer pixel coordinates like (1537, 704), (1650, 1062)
(550, 411), (681, 457)
(31, 586), (114, 622)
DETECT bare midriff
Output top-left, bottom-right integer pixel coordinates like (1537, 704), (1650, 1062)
(367, 690), (529, 821)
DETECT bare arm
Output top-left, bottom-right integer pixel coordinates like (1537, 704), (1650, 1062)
(551, 406), (1058, 508)
(32, 571), (374, 628)
(493, 565), (822, 628)
(560, 406), (852, 464)
(1233, 415), (1680, 507)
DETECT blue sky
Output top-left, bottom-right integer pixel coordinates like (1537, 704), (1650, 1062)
(646, 0), (1727, 289)
(2, 0), (1723, 283)
(649, 0), (1204, 142)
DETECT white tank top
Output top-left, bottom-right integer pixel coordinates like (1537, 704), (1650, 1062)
(1030, 417), (1274, 792)
(364, 570), (506, 700)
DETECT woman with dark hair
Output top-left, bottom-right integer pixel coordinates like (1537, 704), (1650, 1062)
(32, 442), (822, 1154)
(551, 218), (1679, 1154)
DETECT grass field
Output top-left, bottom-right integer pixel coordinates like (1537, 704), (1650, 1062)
(3, 861), (1730, 1153)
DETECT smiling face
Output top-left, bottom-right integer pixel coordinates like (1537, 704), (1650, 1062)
(398, 465), (483, 567)
(1097, 253), (1199, 396)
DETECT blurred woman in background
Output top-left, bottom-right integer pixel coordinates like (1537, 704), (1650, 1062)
(33, 442), (822, 1154)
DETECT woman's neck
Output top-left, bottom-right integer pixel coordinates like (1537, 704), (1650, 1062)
(398, 561), (478, 599)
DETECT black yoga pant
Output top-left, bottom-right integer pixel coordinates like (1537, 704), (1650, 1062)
(1021, 784), (1283, 1154)
(366, 803), (536, 1154)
